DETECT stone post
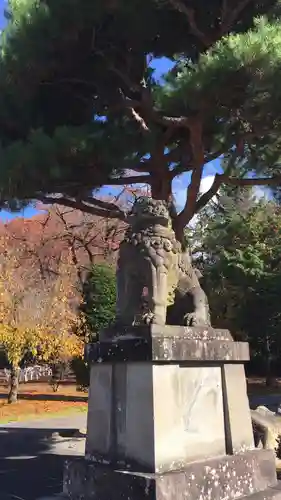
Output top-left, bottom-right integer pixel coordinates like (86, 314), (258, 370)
(64, 326), (281, 499)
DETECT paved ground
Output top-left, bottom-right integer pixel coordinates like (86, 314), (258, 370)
(1, 395), (281, 500)
(0, 413), (87, 500)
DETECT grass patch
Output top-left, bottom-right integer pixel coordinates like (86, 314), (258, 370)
(0, 381), (88, 424)
(0, 401), (87, 424)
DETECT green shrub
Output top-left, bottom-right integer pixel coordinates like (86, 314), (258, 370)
(73, 263), (116, 389)
(71, 356), (90, 392)
(81, 263), (116, 338)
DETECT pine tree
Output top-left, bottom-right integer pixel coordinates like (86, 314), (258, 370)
(1, 1), (281, 240)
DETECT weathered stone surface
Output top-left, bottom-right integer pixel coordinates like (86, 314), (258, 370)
(86, 326), (249, 363)
(243, 485), (281, 499)
(251, 406), (281, 456)
(223, 364), (255, 453)
(74, 326), (275, 500)
(86, 364), (112, 458)
(86, 363), (226, 472)
(37, 496), (68, 500)
(85, 330), (253, 474)
(115, 196), (210, 327)
(63, 449), (279, 500)
(99, 325), (233, 341)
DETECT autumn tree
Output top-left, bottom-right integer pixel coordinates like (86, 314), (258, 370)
(0, 239), (83, 400)
(35, 255), (83, 391)
(0, 236), (38, 403)
(1, 197), (126, 291)
(0, 1), (281, 247)
(46, 204), (124, 284)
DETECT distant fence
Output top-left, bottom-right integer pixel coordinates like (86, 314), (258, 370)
(0, 364), (76, 384)
(0, 365), (52, 384)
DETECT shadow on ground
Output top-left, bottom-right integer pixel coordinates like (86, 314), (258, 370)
(0, 426), (83, 500)
(0, 394), (279, 500)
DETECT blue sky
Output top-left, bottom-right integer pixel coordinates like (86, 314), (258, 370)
(0, 1), (220, 221)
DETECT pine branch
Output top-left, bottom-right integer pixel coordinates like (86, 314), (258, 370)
(204, 147), (225, 164)
(171, 145), (225, 178)
(169, 0), (253, 49)
(37, 195), (127, 221)
(76, 196), (125, 213)
(129, 146), (183, 175)
(177, 119), (205, 224)
(128, 107), (149, 131)
(106, 174), (151, 185)
(195, 172), (281, 214)
(195, 173), (225, 212)
(193, 144), (255, 213)
(221, 0), (254, 32)
(118, 95), (150, 131)
(225, 175), (281, 187)
(153, 113), (190, 128)
(168, 0), (212, 47)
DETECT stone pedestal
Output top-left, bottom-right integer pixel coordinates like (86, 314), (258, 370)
(64, 326), (280, 499)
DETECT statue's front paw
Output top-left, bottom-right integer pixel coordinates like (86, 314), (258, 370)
(142, 312), (166, 326)
(183, 312), (207, 327)
(142, 311), (154, 325)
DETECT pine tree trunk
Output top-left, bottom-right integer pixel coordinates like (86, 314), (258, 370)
(264, 338), (278, 387)
(150, 171), (172, 203)
(8, 364), (20, 404)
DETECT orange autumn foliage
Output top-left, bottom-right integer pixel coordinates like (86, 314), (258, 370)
(0, 238), (83, 368)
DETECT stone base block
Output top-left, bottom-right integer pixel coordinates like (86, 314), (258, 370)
(242, 484), (281, 499)
(85, 332), (253, 472)
(63, 449), (279, 500)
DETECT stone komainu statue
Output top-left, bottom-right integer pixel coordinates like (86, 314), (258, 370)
(116, 197), (211, 327)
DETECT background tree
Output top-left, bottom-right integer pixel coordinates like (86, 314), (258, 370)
(192, 194), (281, 384)
(0, 236), (38, 402)
(1, 1), (281, 243)
(72, 262), (116, 390)
(36, 255), (83, 391)
(0, 240), (83, 400)
(1, 201), (125, 285)
(80, 263), (116, 338)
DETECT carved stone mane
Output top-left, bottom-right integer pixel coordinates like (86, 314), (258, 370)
(115, 197), (210, 327)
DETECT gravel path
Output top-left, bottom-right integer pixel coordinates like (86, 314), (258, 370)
(0, 412), (87, 500)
